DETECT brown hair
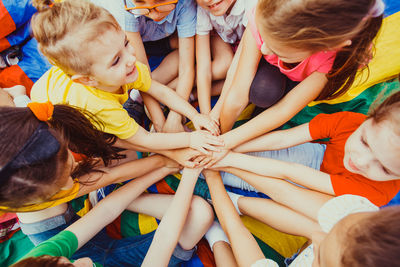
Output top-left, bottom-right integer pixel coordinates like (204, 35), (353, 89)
(0, 104), (122, 209)
(256, 0), (383, 100)
(11, 255), (73, 267)
(341, 206), (400, 266)
(31, 0), (121, 75)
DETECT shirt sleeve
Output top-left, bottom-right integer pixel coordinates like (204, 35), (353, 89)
(242, 0), (259, 27)
(176, 0), (197, 38)
(330, 174), (399, 207)
(124, 10), (140, 32)
(310, 51), (337, 74)
(30, 68), (52, 102)
(246, 7), (263, 50)
(196, 5), (212, 35)
(22, 231), (78, 259)
(308, 112), (365, 141)
(98, 106), (139, 139)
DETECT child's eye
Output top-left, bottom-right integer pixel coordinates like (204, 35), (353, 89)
(112, 57), (120, 66)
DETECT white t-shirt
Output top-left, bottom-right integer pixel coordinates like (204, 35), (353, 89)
(288, 195), (379, 267)
(196, 0), (258, 43)
(250, 195), (379, 267)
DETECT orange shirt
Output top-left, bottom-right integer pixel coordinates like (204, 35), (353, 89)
(309, 112), (400, 207)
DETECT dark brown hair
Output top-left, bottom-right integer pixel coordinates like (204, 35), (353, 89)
(341, 206), (400, 266)
(0, 104), (122, 209)
(256, 0), (383, 100)
(11, 255), (73, 267)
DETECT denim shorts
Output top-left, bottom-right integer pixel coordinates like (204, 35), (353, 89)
(20, 203), (195, 266)
(220, 142), (327, 191)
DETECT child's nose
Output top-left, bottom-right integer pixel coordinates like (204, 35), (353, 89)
(127, 53), (136, 67)
(354, 153), (373, 169)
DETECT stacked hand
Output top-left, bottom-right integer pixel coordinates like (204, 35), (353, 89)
(192, 113), (220, 136)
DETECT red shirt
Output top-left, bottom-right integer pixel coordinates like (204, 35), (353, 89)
(309, 112), (400, 206)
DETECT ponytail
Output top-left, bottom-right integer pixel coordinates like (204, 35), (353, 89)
(49, 104), (124, 177)
(0, 104), (122, 209)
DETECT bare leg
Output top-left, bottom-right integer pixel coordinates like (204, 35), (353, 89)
(210, 35), (234, 80)
(127, 193), (214, 249)
(213, 241), (238, 267)
(151, 49), (179, 85)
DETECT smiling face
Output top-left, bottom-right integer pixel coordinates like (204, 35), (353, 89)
(86, 28), (138, 93)
(343, 119), (400, 181)
(196, 0), (236, 16)
(132, 0), (176, 21)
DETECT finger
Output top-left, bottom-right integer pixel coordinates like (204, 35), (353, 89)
(203, 144), (220, 152)
(198, 156), (213, 167)
(206, 136), (225, 146)
(193, 155), (206, 163)
(202, 123), (218, 136)
(183, 160), (197, 168)
(195, 146), (210, 155)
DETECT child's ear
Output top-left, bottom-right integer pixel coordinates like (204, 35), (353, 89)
(71, 74), (98, 87)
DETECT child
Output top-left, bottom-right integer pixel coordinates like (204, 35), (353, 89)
(211, 90), (400, 208)
(123, 0), (198, 133)
(11, 168), (213, 266)
(30, 0), (222, 159)
(195, 0), (258, 116)
(204, 170), (399, 266)
(212, 0), (384, 160)
(0, 102), (186, 246)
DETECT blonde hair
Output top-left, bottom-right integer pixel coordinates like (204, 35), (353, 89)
(256, 0), (383, 100)
(31, 0), (121, 75)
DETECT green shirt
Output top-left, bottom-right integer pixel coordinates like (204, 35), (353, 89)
(21, 230), (102, 267)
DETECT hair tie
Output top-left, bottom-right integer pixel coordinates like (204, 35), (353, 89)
(369, 0), (385, 17)
(27, 101), (54, 121)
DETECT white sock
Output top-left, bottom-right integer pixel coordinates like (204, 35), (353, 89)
(227, 191), (243, 215)
(205, 221), (230, 251)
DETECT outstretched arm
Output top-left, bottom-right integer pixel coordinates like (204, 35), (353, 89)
(222, 167), (333, 220)
(222, 71), (327, 149)
(204, 170), (265, 267)
(142, 167), (203, 267)
(67, 166), (176, 249)
(215, 152), (334, 195)
(233, 123), (312, 153)
(147, 80), (220, 135)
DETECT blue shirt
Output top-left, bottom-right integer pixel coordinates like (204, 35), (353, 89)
(124, 0), (197, 42)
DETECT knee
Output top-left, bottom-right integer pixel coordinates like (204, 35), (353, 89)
(212, 56), (232, 79)
(189, 196), (214, 229)
(249, 81), (285, 108)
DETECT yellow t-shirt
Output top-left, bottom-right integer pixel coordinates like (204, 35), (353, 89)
(31, 62), (152, 139)
(0, 180), (80, 213)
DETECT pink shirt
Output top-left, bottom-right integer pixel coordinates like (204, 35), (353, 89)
(247, 8), (336, 81)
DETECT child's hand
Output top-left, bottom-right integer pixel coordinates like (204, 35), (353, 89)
(167, 148), (203, 168)
(3, 85), (27, 98)
(205, 148), (230, 168)
(190, 130), (224, 155)
(192, 113), (220, 136)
